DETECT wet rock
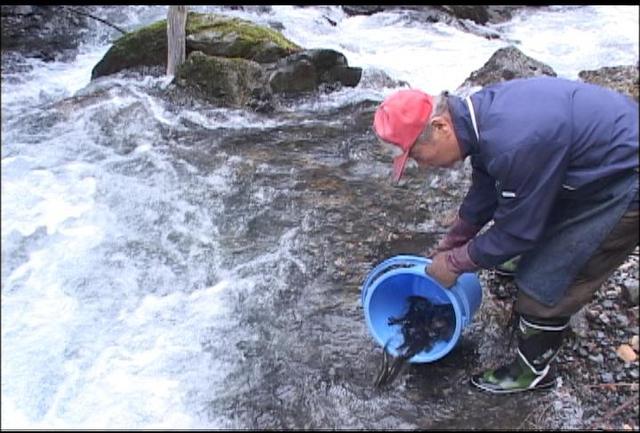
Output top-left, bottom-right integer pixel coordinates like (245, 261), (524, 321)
(174, 51), (266, 107)
(578, 64), (639, 101)
(340, 6), (386, 16)
(1, 5), (91, 61)
(268, 49), (362, 96)
(358, 68), (410, 90)
(458, 45), (556, 90)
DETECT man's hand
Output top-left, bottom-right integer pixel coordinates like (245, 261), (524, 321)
(426, 251), (460, 288)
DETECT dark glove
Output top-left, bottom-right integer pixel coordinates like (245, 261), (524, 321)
(427, 215), (482, 257)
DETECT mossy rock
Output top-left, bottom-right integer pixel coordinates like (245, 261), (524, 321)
(175, 50), (265, 107)
(91, 12), (301, 79)
(186, 12), (300, 63)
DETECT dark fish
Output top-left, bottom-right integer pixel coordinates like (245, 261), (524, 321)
(374, 295), (455, 388)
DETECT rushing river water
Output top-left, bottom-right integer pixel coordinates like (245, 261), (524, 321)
(2, 5), (638, 429)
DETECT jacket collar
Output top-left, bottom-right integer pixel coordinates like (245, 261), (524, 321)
(448, 94), (480, 157)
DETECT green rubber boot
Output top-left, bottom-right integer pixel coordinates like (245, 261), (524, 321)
(471, 314), (570, 394)
(494, 255), (521, 277)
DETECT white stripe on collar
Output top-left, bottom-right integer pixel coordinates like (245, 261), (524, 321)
(465, 96), (480, 141)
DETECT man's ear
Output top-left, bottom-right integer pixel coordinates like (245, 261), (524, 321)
(431, 115), (451, 135)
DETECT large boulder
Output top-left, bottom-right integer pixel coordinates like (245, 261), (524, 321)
(578, 65), (639, 101)
(91, 13), (363, 110)
(458, 45), (557, 90)
(91, 12), (302, 79)
(174, 48), (362, 110)
(1, 5), (90, 61)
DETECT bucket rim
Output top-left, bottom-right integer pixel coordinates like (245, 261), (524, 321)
(362, 264), (464, 363)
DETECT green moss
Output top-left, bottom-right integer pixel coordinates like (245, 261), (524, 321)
(92, 12), (300, 79)
(186, 12), (300, 52)
(177, 51), (263, 105)
(92, 19), (168, 78)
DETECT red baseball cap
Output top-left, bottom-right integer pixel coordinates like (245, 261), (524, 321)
(373, 89), (433, 182)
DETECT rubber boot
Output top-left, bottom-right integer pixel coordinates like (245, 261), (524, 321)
(470, 314), (570, 394)
(494, 255), (521, 277)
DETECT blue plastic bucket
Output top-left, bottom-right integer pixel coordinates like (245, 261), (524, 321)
(361, 255), (482, 363)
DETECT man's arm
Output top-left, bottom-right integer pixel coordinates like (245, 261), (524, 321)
(468, 142), (571, 269)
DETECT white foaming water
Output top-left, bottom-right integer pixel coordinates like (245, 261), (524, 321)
(492, 5), (640, 79)
(1, 5), (638, 429)
(227, 5), (638, 95)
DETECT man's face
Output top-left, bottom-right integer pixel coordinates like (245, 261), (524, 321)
(409, 117), (461, 168)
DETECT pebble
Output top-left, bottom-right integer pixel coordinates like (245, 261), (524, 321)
(601, 372), (614, 383)
(615, 313), (629, 327)
(589, 353), (604, 364)
(585, 308), (599, 320)
(598, 314), (610, 325)
(630, 335), (639, 352)
(605, 289), (619, 299)
(616, 344), (637, 362)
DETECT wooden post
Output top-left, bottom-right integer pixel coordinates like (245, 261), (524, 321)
(167, 5), (188, 76)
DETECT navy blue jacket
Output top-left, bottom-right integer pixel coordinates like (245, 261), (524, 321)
(448, 76), (639, 269)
